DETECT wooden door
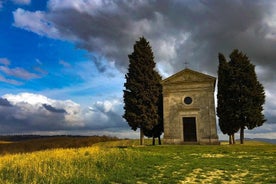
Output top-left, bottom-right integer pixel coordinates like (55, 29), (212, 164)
(183, 117), (197, 142)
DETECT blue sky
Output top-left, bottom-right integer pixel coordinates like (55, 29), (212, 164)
(0, 0), (276, 139)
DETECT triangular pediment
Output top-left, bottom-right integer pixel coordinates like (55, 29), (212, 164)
(162, 68), (216, 84)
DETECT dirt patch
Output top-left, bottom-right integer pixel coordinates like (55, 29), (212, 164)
(179, 168), (249, 184)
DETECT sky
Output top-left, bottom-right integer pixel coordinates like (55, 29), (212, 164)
(0, 0), (276, 140)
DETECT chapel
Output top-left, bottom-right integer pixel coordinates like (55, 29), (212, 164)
(162, 68), (219, 144)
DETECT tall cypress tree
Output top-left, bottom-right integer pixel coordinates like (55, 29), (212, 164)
(123, 37), (163, 145)
(217, 53), (240, 144)
(217, 49), (266, 144)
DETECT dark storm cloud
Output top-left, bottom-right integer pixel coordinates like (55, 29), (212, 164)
(40, 1), (275, 77)
(13, 0), (276, 79)
(0, 93), (127, 134)
(11, 1), (276, 137)
(0, 103), (67, 134)
(42, 104), (67, 113)
(0, 98), (12, 107)
(0, 93), (75, 134)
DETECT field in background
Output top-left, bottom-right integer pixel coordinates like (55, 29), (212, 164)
(0, 135), (119, 155)
(0, 138), (275, 183)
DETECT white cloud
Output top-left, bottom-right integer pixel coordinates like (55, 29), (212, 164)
(218, 123), (276, 140)
(263, 84), (276, 125)
(83, 98), (125, 129)
(12, 0), (31, 5)
(0, 58), (43, 85)
(0, 58), (10, 66)
(94, 100), (118, 113)
(263, 3), (276, 40)
(5, 93), (54, 106)
(47, 0), (118, 15)
(35, 58), (42, 65)
(0, 75), (22, 85)
(4, 93), (82, 126)
(153, 33), (191, 77)
(244, 123), (276, 139)
(13, 8), (62, 39)
(0, 65), (40, 80)
(0, 93), (127, 135)
(59, 60), (71, 68)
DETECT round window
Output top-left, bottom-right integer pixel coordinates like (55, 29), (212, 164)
(184, 97), (193, 105)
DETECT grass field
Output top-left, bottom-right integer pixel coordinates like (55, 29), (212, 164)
(0, 139), (275, 183)
(0, 135), (118, 155)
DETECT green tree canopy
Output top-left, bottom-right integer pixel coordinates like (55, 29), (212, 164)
(123, 37), (163, 145)
(217, 49), (266, 144)
(217, 53), (240, 144)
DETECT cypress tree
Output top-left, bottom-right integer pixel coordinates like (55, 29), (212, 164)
(217, 53), (240, 144)
(123, 37), (163, 145)
(217, 49), (266, 144)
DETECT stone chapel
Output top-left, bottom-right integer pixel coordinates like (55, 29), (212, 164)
(162, 68), (219, 144)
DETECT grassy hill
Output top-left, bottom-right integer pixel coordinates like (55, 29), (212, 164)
(0, 139), (275, 183)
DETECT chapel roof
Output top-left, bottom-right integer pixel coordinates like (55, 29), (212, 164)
(162, 68), (216, 85)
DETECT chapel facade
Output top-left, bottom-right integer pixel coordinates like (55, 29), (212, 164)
(162, 68), (219, 144)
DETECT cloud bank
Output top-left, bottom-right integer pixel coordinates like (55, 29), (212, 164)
(0, 93), (128, 136)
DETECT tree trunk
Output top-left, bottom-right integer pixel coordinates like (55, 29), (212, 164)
(240, 127), (244, 144)
(229, 134), (236, 145)
(229, 134), (232, 144)
(158, 136), (161, 145)
(140, 128), (144, 145)
(232, 133), (236, 144)
(152, 137), (155, 145)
